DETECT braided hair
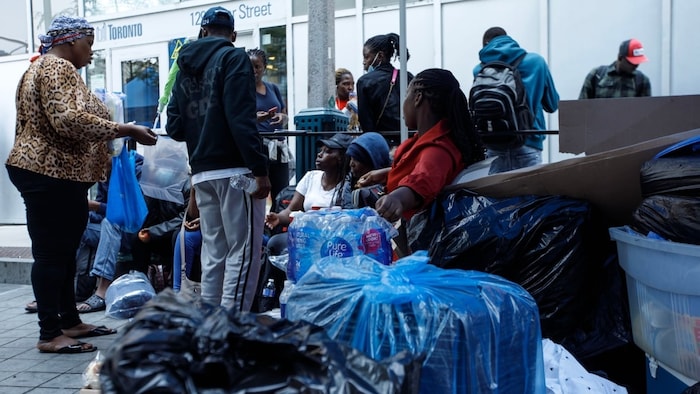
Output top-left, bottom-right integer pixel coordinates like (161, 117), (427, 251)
(410, 68), (485, 167)
(246, 48), (267, 65)
(363, 33), (410, 63)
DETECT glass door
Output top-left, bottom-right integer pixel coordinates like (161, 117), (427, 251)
(110, 43), (169, 129)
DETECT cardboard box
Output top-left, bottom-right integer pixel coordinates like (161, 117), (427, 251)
(559, 95), (700, 155)
(449, 128), (700, 226)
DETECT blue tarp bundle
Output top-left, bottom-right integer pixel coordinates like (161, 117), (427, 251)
(287, 251), (546, 394)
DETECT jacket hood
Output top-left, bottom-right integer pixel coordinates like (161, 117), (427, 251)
(478, 35), (527, 65)
(351, 132), (391, 169)
(177, 36), (234, 76)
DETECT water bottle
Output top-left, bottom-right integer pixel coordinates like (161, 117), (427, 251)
(229, 173), (257, 194)
(361, 215), (392, 265)
(259, 278), (276, 312)
(278, 279), (295, 319)
(322, 214), (360, 258)
(287, 211), (323, 282)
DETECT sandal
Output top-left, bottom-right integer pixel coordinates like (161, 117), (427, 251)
(76, 294), (106, 313)
(38, 339), (96, 354)
(63, 323), (117, 339)
(25, 300), (37, 313)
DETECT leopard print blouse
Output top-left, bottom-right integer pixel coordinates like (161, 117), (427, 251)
(5, 54), (120, 182)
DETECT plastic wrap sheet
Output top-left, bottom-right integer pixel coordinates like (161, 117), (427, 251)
(407, 192), (631, 359)
(100, 289), (422, 394)
(287, 251), (545, 394)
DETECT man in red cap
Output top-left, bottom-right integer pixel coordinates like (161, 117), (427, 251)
(579, 38), (651, 99)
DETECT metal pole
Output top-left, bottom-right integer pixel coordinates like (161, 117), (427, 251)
(399, 0), (408, 142)
(307, 0), (335, 108)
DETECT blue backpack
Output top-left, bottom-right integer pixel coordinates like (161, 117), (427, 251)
(469, 53), (533, 149)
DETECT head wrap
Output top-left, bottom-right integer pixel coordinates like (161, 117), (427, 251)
(38, 16), (94, 55)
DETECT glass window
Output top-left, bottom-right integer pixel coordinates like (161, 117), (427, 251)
(0, 3), (29, 57)
(363, 0), (423, 9)
(84, 0), (187, 18)
(363, 0), (399, 7)
(260, 26), (287, 106)
(31, 0), (79, 54)
(86, 50), (107, 91)
(120, 57), (159, 126)
(292, 0), (355, 17)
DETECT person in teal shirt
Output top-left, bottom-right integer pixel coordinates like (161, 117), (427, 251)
(472, 27), (560, 174)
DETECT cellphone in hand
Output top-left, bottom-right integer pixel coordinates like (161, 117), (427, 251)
(268, 106), (278, 114)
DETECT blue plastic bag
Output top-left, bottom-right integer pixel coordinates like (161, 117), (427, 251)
(106, 144), (148, 233)
(288, 251), (546, 394)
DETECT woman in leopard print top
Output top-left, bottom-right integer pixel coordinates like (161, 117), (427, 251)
(4, 16), (158, 354)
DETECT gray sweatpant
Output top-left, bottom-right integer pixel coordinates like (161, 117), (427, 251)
(194, 177), (265, 312)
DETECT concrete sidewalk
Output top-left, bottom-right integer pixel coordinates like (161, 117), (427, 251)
(0, 225), (128, 392)
(0, 225), (33, 286)
(0, 283), (129, 393)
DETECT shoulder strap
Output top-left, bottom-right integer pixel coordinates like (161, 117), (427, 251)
(377, 68), (399, 124)
(511, 53), (527, 69)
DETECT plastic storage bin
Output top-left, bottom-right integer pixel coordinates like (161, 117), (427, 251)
(609, 226), (700, 381)
(646, 355), (698, 393)
(293, 107), (349, 180)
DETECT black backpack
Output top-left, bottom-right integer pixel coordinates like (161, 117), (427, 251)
(469, 53), (533, 149)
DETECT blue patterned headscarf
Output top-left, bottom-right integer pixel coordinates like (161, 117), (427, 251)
(38, 15), (94, 55)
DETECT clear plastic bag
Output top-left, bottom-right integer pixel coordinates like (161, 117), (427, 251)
(105, 270), (156, 319)
(82, 350), (104, 390)
(139, 135), (190, 204)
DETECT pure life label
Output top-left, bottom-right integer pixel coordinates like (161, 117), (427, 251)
(323, 237), (354, 258)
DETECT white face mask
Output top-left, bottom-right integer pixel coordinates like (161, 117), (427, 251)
(367, 53), (379, 73)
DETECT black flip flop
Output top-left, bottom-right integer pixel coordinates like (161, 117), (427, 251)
(38, 340), (97, 354)
(66, 325), (117, 339)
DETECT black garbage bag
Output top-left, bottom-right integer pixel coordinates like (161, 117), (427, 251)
(640, 156), (700, 197)
(631, 194), (700, 244)
(408, 191), (625, 347)
(100, 289), (422, 394)
(100, 289), (212, 393)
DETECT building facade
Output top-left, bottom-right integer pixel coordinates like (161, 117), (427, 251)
(1, 0), (698, 223)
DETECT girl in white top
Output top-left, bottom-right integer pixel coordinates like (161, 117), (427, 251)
(265, 133), (353, 230)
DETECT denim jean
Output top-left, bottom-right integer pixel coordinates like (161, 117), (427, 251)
(173, 228), (202, 291)
(89, 218), (133, 282)
(6, 165), (91, 340)
(487, 145), (542, 175)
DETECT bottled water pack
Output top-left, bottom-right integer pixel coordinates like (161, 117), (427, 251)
(287, 208), (396, 282)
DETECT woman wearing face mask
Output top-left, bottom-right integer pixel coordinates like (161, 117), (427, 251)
(355, 33), (413, 149)
(248, 48), (290, 202)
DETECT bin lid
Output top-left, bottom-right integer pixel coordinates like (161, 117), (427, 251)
(294, 107), (346, 117)
(653, 134), (700, 159)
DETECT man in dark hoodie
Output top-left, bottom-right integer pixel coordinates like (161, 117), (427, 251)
(166, 6), (271, 312)
(472, 27), (559, 174)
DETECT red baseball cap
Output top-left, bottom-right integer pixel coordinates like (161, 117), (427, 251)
(619, 39), (649, 65)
